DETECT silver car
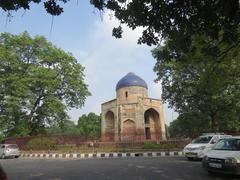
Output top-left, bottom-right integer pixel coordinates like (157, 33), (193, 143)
(202, 137), (240, 175)
(0, 144), (20, 159)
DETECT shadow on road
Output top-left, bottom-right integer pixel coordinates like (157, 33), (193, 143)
(0, 163), (8, 180)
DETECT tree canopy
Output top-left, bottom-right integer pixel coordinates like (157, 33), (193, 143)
(168, 114), (212, 138)
(153, 32), (240, 135)
(46, 112), (101, 138)
(46, 119), (79, 135)
(91, 0), (240, 46)
(0, 32), (90, 136)
(0, 0), (69, 16)
(1, 1), (239, 46)
(77, 112), (101, 140)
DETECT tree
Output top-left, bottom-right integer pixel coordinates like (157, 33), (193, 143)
(91, 0), (239, 46)
(168, 113), (210, 138)
(46, 120), (79, 135)
(164, 124), (170, 139)
(0, 32), (90, 136)
(153, 33), (240, 134)
(77, 112), (101, 140)
(1, 1), (239, 47)
(0, 0), (69, 16)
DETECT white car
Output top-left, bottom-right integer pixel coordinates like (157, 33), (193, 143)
(183, 133), (231, 160)
(0, 144), (20, 159)
(202, 137), (240, 175)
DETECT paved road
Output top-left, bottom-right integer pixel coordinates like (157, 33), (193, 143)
(0, 157), (238, 180)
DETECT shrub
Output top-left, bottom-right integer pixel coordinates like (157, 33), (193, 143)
(0, 135), (5, 143)
(143, 141), (182, 150)
(25, 137), (57, 150)
(143, 141), (159, 149)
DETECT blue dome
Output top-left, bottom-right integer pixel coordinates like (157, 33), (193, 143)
(116, 72), (148, 90)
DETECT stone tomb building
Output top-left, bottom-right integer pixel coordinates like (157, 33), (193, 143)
(101, 72), (166, 142)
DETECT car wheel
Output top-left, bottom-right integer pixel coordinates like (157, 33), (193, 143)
(187, 157), (194, 161)
(207, 171), (216, 176)
(1, 154), (5, 159)
(15, 155), (19, 158)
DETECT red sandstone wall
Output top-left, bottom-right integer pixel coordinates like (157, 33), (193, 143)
(101, 131), (115, 142)
(3, 135), (88, 150)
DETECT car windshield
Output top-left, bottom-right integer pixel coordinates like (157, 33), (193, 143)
(213, 139), (240, 151)
(192, 136), (213, 144)
(6, 145), (18, 149)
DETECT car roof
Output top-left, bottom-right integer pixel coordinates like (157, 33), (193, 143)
(218, 136), (240, 140)
(201, 134), (231, 137)
(199, 134), (232, 139)
(230, 136), (240, 139)
(1, 144), (18, 146)
(201, 133), (231, 136)
(200, 134), (213, 137)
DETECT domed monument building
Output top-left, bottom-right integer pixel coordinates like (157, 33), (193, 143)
(101, 72), (166, 142)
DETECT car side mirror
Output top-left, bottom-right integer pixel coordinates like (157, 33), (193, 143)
(210, 140), (217, 144)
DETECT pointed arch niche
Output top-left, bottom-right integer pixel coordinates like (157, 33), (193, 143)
(105, 111), (115, 141)
(122, 119), (136, 142)
(144, 108), (161, 141)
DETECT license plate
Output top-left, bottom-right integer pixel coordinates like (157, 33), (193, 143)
(186, 154), (195, 157)
(186, 152), (196, 156)
(209, 163), (222, 168)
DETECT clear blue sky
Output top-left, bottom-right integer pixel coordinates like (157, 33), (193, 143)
(0, 1), (178, 125)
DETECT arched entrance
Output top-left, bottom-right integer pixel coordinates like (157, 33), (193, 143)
(105, 111), (115, 141)
(144, 108), (160, 141)
(122, 119), (136, 142)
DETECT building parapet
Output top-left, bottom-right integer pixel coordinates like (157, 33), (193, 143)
(101, 99), (117, 105)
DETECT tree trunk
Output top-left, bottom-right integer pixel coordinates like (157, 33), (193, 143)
(28, 96), (42, 123)
(210, 113), (219, 132)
